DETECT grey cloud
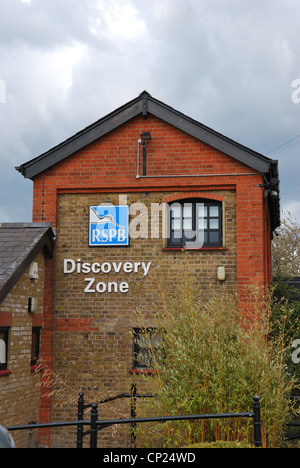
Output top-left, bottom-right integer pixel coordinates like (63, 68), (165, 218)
(0, 0), (299, 222)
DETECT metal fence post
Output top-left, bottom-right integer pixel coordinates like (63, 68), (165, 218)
(77, 392), (84, 449)
(131, 383), (137, 449)
(253, 395), (262, 448)
(90, 403), (98, 449)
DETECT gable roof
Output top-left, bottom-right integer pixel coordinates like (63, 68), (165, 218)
(15, 91), (280, 230)
(16, 91), (277, 178)
(0, 223), (55, 303)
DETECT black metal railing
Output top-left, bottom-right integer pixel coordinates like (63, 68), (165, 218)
(5, 393), (263, 448)
(285, 395), (300, 442)
(77, 383), (155, 448)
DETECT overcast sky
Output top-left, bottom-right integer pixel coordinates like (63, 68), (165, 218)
(0, 0), (299, 224)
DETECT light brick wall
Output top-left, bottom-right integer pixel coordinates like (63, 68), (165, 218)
(0, 251), (45, 448)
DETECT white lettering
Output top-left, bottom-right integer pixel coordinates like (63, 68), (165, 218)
(151, 202), (168, 239)
(119, 282), (129, 293)
(118, 229), (126, 242)
(109, 229), (117, 242)
(102, 229), (109, 242)
(96, 282), (106, 293)
(107, 282), (118, 293)
(103, 453), (138, 465)
(82, 262), (91, 274)
(292, 79), (300, 104)
(84, 277), (96, 293)
(92, 230), (101, 243)
(112, 262), (122, 273)
(91, 263), (101, 274)
(123, 262), (133, 273)
(64, 259), (151, 294)
(64, 259), (152, 276)
(101, 262), (112, 274)
(84, 279), (129, 294)
(129, 202), (148, 239)
(142, 262), (152, 276)
(292, 339), (300, 364)
(64, 259), (75, 274)
(0, 79), (6, 104)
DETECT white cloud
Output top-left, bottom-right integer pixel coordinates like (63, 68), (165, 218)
(92, 0), (147, 41)
(283, 201), (300, 225)
(0, 79), (6, 104)
(49, 42), (86, 93)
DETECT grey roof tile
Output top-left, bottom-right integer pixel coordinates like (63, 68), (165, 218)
(0, 223), (55, 303)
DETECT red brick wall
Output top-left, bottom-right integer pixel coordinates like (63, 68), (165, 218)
(31, 113), (272, 446)
(33, 113), (271, 283)
(33, 115), (262, 218)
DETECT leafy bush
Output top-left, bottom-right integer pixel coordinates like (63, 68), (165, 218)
(135, 278), (299, 448)
(272, 279), (300, 383)
(183, 441), (253, 449)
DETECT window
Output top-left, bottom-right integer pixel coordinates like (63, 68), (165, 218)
(31, 328), (41, 366)
(0, 328), (9, 371)
(133, 328), (163, 370)
(167, 199), (222, 248)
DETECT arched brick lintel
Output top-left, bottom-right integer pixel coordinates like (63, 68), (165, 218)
(164, 192), (224, 203)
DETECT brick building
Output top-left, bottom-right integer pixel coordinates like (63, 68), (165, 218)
(14, 91), (279, 447)
(0, 223), (54, 447)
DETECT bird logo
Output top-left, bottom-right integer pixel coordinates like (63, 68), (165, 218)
(90, 207), (125, 228)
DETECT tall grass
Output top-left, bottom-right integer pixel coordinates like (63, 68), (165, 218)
(135, 275), (299, 448)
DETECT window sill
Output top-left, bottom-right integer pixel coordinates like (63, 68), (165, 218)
(129, 369), (157, 375)
(0, 370), (12, 377)
(162, 247), (228, 251)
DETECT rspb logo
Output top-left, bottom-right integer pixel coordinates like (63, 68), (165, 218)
(89, 205), (129, 247)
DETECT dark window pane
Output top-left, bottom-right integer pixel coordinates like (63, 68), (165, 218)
(210, 219), (219, 229)
(168, 199), (222, 248)
(210, 206), (219, 217)
(133, 328), (164, 369)
(31, 328), (41, 366)
(0, 328), (9, 371)
(210, 231), (219, 243)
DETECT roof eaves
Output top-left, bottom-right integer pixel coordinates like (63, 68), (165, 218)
(16, 91), (275, 179)
(0, 225), (55, 303)
(16, 94), (145, 179)
(147, 96), (272, 173)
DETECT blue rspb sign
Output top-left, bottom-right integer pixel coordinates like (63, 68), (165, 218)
(89, 205), (129, 247)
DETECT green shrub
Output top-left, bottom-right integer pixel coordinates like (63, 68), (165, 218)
(135, 275), (299, 448)
(183, 441), (253, 449)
